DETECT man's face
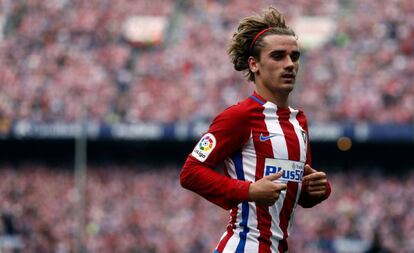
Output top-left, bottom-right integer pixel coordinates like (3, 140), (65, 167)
(250, 34), (300, 95)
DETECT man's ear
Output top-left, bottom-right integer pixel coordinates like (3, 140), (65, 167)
(248, 56), (259, 73)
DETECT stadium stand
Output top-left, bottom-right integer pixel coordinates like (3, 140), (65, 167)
(1, 0), (413, 126)
(1, 165), (412, 253)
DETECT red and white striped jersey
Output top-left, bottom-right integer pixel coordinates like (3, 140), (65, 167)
(180, 92), (330, 253)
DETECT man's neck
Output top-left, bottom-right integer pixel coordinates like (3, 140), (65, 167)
(255, 86), (290, 108)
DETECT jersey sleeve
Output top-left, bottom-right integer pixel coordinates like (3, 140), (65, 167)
(297, 110), (332, 208)
(180, 104), (252, 210)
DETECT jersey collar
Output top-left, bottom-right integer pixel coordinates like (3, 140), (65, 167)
(249, 92), (266, 105)
(249, 91), (292, 112)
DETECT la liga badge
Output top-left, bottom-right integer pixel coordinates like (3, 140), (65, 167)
(192, 133), (216, 162)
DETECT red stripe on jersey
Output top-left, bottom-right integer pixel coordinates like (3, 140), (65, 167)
(216, 207), (238, 252)
(276, 108), (300, 253)
(250, 101), (274, 253)
(277, 109), (300, 161)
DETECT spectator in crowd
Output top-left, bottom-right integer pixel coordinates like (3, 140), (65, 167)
(0, 0), (413, 125)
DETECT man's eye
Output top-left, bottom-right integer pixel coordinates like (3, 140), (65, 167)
(271, 53), (285, 60)
(290, 52), (300, 62)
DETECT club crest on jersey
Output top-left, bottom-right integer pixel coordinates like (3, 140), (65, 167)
(192, 133), (216, 162)
(301, 129), (307, 144)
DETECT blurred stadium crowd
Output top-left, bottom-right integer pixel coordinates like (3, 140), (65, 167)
(1, 0), (413, 125)
(1, 165), (413, 253)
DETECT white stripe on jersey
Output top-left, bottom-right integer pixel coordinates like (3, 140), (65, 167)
(225, 158), (238, 180)
(270, 193), (286, 250)
(244, 202), (260, 252)
(242, 134), (259, 252)
(223, 210), (242, 252)
(241, 131), (257, 182)
(221, 158), (240, 253)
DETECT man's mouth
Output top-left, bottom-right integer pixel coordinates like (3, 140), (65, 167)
(281, 72), (296, 83)
(281, 72), (295, 79)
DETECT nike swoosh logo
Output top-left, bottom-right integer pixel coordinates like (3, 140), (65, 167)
(259, 133), (277, 142)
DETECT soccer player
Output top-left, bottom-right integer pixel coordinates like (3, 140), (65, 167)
(180, 7), (331, 253)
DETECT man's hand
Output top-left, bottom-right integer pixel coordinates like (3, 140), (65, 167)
(248, 172), (287, 206)
(302, 164), (328, 198)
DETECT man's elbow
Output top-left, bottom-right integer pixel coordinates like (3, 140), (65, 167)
(179, 165), (191, 189)
(298, 201), (318, 208)
(298, 193), (330, 208)
(180, 158), (199, 190)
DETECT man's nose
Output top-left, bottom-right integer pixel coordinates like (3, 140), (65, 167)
(284, 57), (295, 70)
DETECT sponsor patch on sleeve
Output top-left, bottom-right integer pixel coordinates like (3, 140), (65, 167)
(191, 133), (216, 162)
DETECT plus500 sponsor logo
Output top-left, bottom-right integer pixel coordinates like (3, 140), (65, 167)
(264, 165), (304, 182)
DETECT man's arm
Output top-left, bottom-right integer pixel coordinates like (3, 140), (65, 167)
(180, 156), (251, 210)
(180, 105), (251, 210)
(296, 110), (331, 208)
(181, 157), (289, 210)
